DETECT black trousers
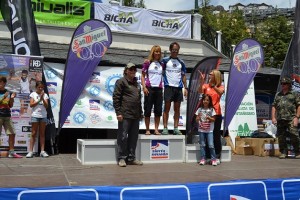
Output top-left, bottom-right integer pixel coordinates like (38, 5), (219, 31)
(117, 119), (139, 161)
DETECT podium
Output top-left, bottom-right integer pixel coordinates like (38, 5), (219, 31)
(136, 134), (185, 163)
(77, 139), (117, 165)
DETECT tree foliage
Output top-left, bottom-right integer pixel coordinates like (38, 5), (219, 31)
(199, 5), (248, 57)
(255, 16), (293, 68)
(123, 0), (146, 8)
(199, 2), (293, 68)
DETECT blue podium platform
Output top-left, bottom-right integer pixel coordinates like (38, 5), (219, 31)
(1, 178), (300, 200)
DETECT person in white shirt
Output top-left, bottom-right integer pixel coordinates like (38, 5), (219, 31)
(161, 42), (188, 135)
(141, 45), (164, 135)
(26, 81), (49, 158)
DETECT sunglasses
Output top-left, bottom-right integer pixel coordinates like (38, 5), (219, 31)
(171, 49), (179, 53)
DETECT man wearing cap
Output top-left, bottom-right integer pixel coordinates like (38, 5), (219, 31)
(272, 77), (300, 159)
(113, 63), (143, 167)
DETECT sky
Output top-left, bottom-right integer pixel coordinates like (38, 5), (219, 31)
(101, 0), (297, 12)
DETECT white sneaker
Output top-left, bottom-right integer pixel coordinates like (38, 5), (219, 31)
(40, 151), (49, 158)
(26, 152), (34, 158)
(216, 159), (221, 165)
(212, 160), (218, 166)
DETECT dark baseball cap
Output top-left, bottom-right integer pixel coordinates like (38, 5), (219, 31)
(280, 77), (292, 84)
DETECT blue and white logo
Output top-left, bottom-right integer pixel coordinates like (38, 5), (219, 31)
(105, 74), (122, 96)
(45, 69), (57, 80)
(89, 85), (101, 97)
(50, 97), (57, 109)
(73, 112), (86, 124)
(208, 181), (268, 200)
(103, 100), (114, 111)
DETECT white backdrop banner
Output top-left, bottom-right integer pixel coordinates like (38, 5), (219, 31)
(44, 63), (187, 130)
(94, 3), (191, 39)
(223, 73), (258, 147)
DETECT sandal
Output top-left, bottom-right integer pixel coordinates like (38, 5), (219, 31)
(154, 131), (161, 135)
(145, 131), (151, 135)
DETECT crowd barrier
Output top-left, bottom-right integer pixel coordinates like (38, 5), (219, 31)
(1, 178), (300, 200)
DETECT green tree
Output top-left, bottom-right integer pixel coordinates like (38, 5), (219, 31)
(123, 0), (135, 7)
(135, 0), (146, 8)
(255, 16), (293, 68)
(123, 0), (146, 8)
(200, 5), (248, 57)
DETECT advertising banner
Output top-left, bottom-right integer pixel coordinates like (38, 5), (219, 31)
(31, 0), (91, 27)
(186, 57), (221, 136)
(58, 19), (112, 130)
(224, 74), (258, 142)
(1, 177), (300, 200)
(0, 0), (41, 55)
(45, 63), (188, 130)
(279, 0), (300, 92)
(224, 39), (264, 130)
(94, 3), (191, 39)
(0, 54), (43, 152)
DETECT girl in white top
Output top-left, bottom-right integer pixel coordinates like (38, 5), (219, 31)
(26, 81), (49, 158)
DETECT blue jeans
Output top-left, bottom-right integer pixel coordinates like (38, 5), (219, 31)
(199, 131), (216, 160)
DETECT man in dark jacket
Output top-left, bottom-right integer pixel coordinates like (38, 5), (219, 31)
(113, 63), (143, 167)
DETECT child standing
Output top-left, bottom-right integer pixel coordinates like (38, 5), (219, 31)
(0, 76), (22, 158)
(195, 94), (217, 166)
(26, 81), (49, 158)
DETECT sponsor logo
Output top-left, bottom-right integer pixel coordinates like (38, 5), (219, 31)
(45, 69), (57, 80)
(11, 109), (20, 117)
(233, 43), (261, 74)
(72, 26), (108, 60)
(103, 100), (114, 111)
(106, 115), (113, 121)
(104, 12), (138, 24)
(105, 74), (122, 95)
(31, 1), (85, 16)
(17, 140), (27, 145)
(90, 71), (101, 83)
(74, 99), (85, 108)
(29, 58), (43, 72)
(90, 113), (101, 124)
(47, 82), (57, 94)
(22, 126), (32, 132)
(73, 112), (86, 124)
(152, 18), (182, 30)
(89, 99), (100, 110)
(89, 85), (101, 97)
(151, 140), (169, 159)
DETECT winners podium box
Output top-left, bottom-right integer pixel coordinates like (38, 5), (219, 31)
(77, 139), (117, 165)
(185, 144), (231, 163)
(136, 134), (185, 163)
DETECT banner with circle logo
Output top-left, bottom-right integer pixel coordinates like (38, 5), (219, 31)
(59, 19), (112, 130)
(224, 39), (264, 130)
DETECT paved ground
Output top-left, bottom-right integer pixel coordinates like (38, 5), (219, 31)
(1, 154), (300, 188)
